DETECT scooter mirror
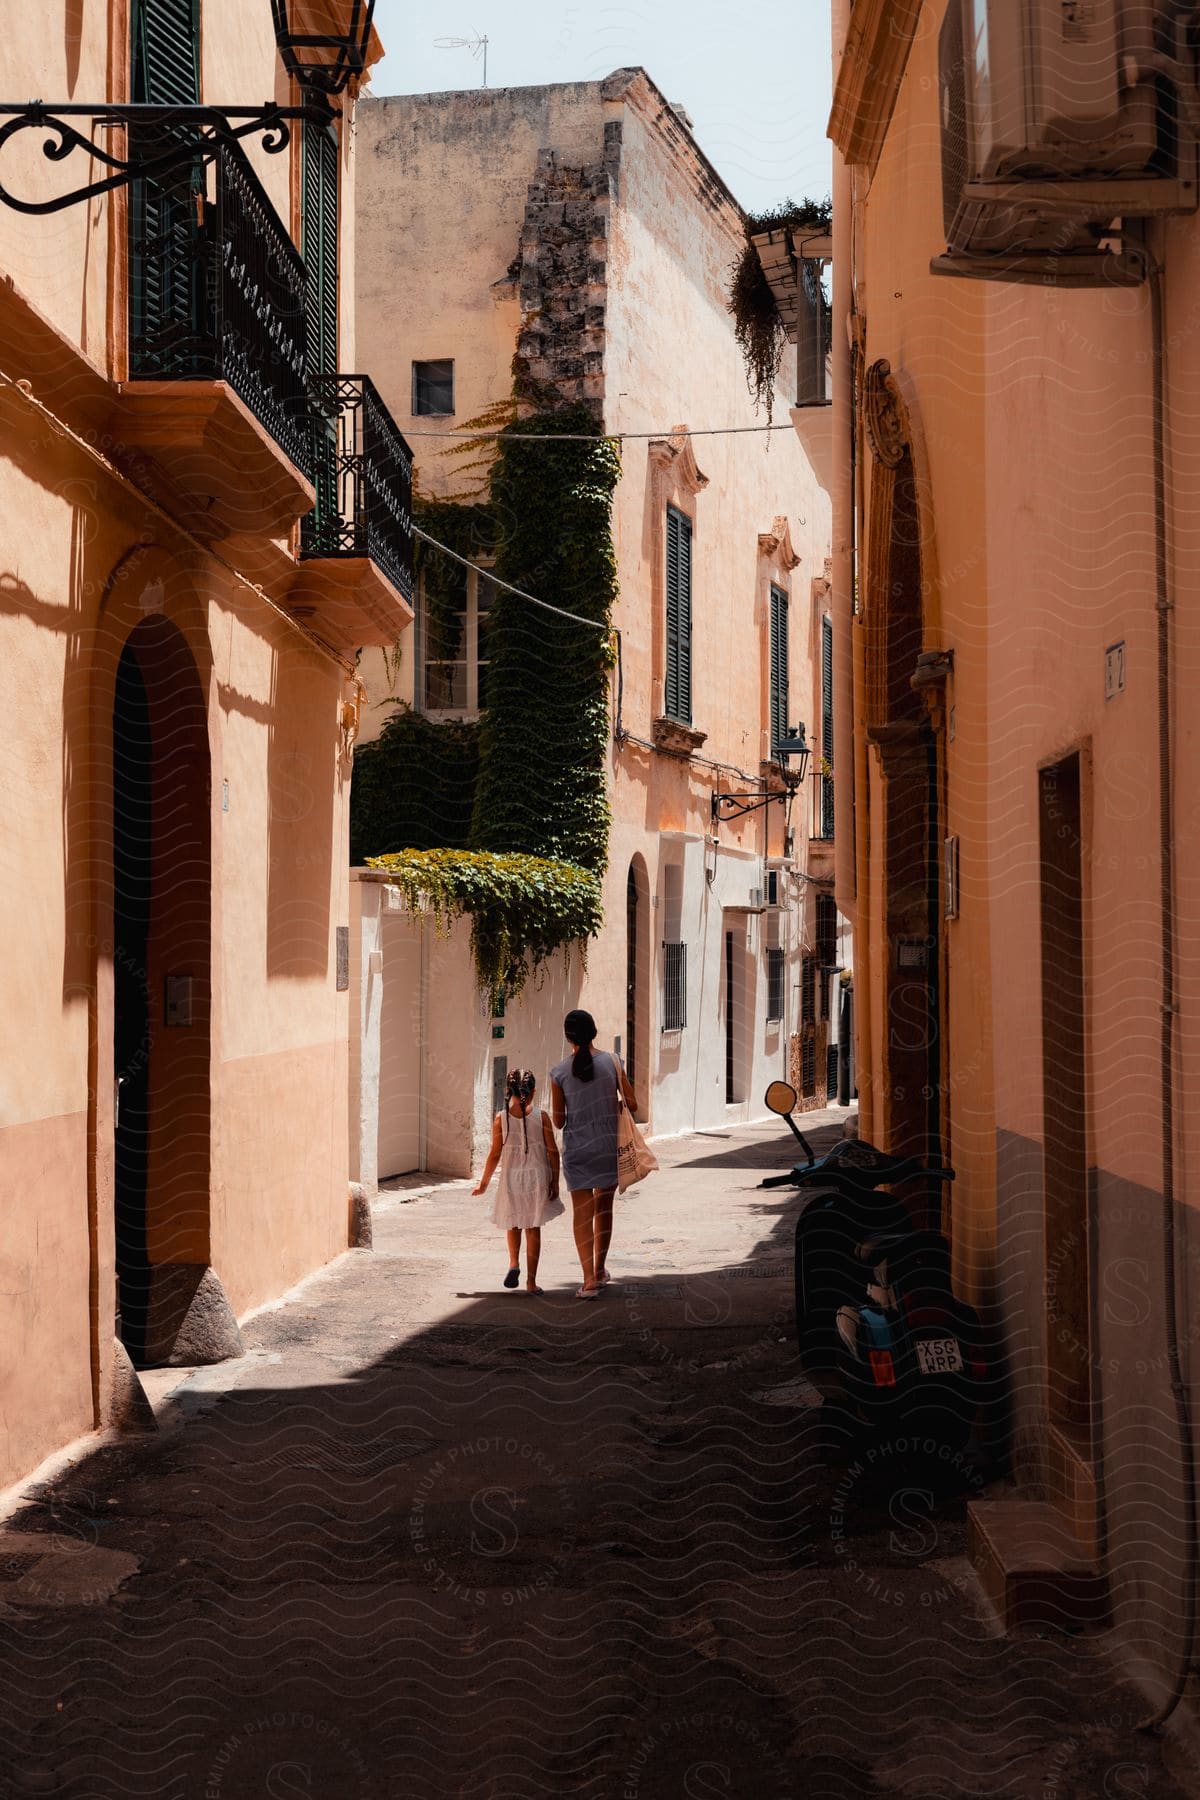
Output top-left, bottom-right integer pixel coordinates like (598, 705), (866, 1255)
(765, 1080), (798, 1117)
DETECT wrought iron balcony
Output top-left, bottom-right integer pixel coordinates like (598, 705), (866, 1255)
(288, 373), (415, 648)
(115, 134), (315, 539)
(129, 136), (310, 473)
(303, 374), (414, 600)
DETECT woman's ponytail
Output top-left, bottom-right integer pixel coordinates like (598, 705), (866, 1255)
(563, 1010), (598, 1083)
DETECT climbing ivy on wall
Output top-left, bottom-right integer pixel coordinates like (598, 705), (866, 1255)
(350, 387), (620, 987)
(349, 708), (479, 863)
(471, 402), (620, 874)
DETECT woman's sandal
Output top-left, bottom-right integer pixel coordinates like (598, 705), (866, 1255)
(503, 1267), (521, 1289)
(575, 1284), (601, 1301)
(523, 1285), (544, 1296)
(596, 1269), (612, 1287)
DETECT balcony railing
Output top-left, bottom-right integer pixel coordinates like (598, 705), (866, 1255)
(302, 374), (414, 603)
(129, 135), (310, 478)
(811, 768), (835, 841)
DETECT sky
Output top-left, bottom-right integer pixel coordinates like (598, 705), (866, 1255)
(366, 0), (833, 215)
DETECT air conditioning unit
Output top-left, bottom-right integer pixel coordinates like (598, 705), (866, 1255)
(938, 0), (1189, 270)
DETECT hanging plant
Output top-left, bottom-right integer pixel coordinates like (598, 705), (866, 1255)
(728, 195), (832, 421)
(365, 847), (603, 995)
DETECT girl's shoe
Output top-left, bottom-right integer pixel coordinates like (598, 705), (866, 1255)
(503, 1267), (521, 1289)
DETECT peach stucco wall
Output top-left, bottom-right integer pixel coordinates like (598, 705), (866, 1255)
(849, 0), (1200, 1667)
(0, 3), (367, 1489)
(851, 15), (995, 1282)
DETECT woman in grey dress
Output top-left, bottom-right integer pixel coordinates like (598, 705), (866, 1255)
(550, 1009), (639, 1300)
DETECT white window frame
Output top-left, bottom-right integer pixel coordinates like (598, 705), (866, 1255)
(419, 560), (494, 720)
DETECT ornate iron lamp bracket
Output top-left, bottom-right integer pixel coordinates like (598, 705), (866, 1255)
(712, 779), (799, 825)
(0, 99), (336, 215)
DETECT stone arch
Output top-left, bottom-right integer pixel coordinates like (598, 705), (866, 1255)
(89, 545), (240, 1370)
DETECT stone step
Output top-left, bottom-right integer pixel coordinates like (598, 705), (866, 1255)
(968, 1499), (1110, 1632)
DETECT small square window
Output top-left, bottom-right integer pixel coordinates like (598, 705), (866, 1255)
(412, 358), (455, 416)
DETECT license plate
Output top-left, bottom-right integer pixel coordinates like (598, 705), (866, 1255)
(916, 1338), (963, 1375)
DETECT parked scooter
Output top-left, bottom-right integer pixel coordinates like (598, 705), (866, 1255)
(760, 1083), (985, 1459)
(760, 1080), (952, 1376)
(834, 1230), (987, 1456)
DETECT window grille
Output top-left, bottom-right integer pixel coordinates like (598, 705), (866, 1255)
(663, 941), (687, 1031)
(766, 947), (785, 1022)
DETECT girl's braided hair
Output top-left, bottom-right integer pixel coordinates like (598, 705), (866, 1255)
(503, 1068), (536, 1149)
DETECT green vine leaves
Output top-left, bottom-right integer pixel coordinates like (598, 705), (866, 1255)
(364, 848), (603, 997)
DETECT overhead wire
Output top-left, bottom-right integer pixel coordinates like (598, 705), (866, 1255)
(404, 423), (796, 440)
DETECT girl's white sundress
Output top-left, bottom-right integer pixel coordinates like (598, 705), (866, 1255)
(490, 1106), (565, 1230)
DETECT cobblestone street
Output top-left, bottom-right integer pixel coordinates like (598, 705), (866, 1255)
(1, 1114), (1195, 1798)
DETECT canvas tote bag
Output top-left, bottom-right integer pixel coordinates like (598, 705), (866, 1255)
(616, 1090), (659, 1193)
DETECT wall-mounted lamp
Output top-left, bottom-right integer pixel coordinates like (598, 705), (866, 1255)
(270, 0), (376, 96)
(711, 723), (811, 825)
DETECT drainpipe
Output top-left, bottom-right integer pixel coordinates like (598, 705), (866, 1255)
(1139, 248), (1197, 1731)
(831, 0), (856, 930)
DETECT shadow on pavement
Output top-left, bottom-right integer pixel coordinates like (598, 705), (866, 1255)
(0, 1126), (1186, 1800)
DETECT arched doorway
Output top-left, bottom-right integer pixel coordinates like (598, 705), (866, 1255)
(626, 855), (651, 1117)
(111, 617), (212, 1364)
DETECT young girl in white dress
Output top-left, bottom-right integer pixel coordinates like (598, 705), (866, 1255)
(472, 1070), (563, 1293)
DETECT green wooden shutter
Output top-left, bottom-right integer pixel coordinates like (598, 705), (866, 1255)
(821, 614), (834, 767)
(820, 612), (835, 836)
(665, 506), (693, 725)
(302, 122), (340, 542)
(302, 122), (339, 378)
(769, 584), (789, 760)
(129, 0), (202, 372)
(132, 0), (199, 104)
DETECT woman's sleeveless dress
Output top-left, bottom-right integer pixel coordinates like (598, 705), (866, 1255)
(490, 1106), (564, 1229)
(550, 1050), (620, 1191)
